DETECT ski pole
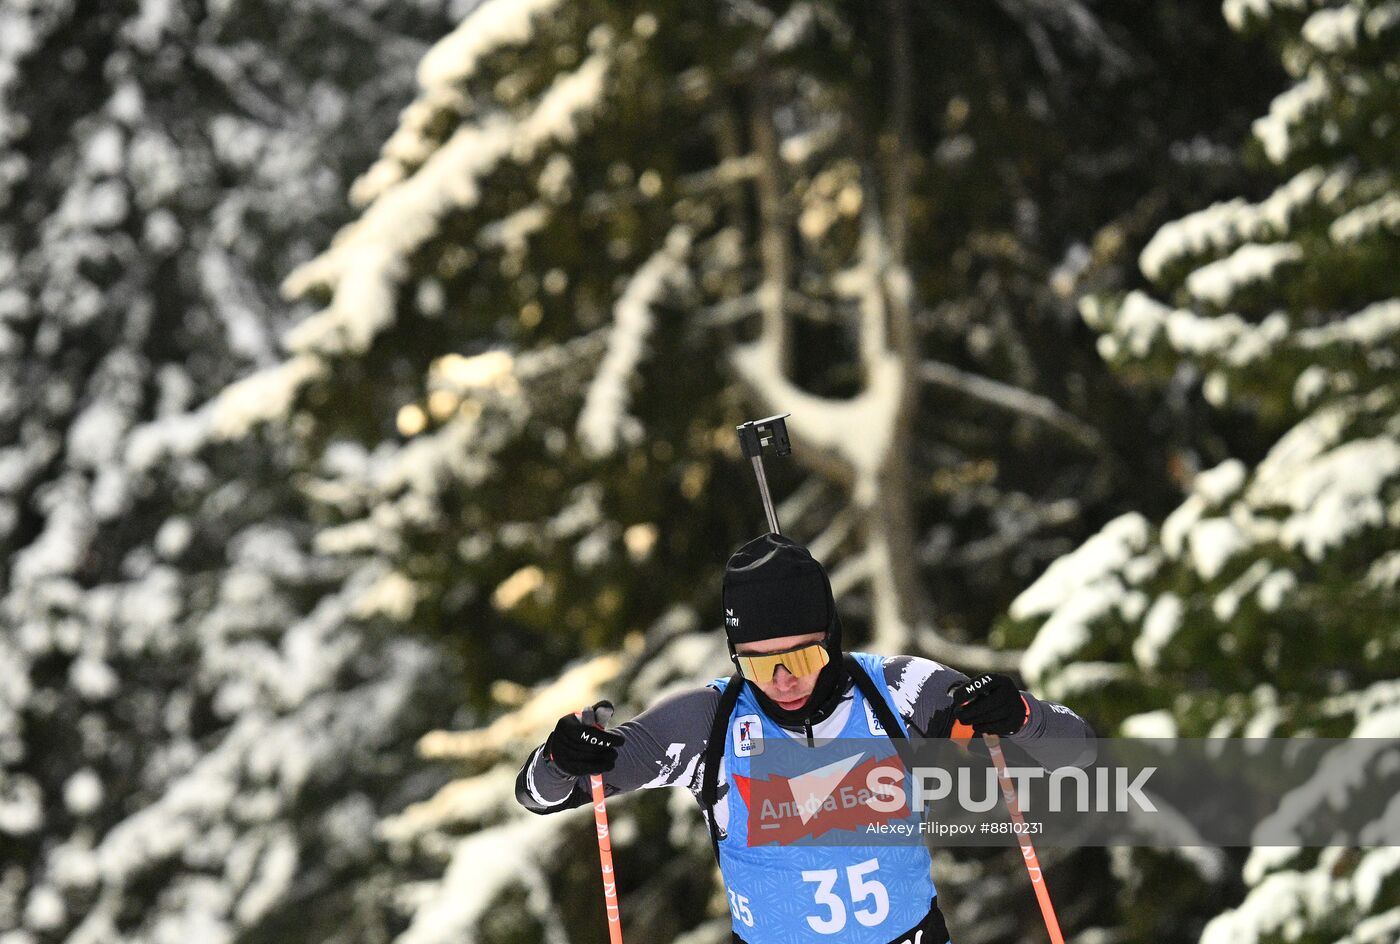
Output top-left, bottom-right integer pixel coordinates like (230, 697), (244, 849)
(577, 705), (624, 944)
(984, 733), (1066, 944)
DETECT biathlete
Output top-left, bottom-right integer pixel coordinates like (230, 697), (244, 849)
(517, 533), (1093, 943)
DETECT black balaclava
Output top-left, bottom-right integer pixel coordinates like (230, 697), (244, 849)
(722, 533), (848, 727)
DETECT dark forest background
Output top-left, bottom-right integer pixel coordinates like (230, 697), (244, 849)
(0, 0), (1396, 941)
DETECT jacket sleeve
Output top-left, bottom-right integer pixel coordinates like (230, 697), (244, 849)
(883, 655), (1096, 767)
(1007, 688), (1098, 769)
(515, 686), (721, 814)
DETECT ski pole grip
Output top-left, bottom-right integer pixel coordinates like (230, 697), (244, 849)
(583, 701), (614, 728)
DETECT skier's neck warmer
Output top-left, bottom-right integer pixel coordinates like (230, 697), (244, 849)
(722, 533), (848, 727)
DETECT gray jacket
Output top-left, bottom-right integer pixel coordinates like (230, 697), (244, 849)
(517, 655), (1094, 814)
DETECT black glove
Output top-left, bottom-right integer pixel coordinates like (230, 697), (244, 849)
(545, 700), (625, 776)
(948, 674), (1028, 736)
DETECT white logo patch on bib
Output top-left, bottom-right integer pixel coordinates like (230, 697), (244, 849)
(734, 714), (762, 756)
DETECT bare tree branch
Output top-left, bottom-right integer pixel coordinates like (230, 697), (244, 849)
(936, 496), (1081, 568)
(698, 287), (845, 329)
(994, 0), (1134, 81)
(828, 546), (1026, 671)
(919, 359), (1107, 452)
(915, 624), (1024, 672)
(777, 477), (830, 534)
(808, 507), (856, 564)
(828, 549), (873, 599)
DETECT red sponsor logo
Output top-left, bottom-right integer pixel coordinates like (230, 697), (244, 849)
(736, 753), (910, 845)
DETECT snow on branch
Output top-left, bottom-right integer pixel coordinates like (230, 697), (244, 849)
(576, 227), (692, 457)
(1296, 298), (1400, 348)
(1185, 242), (1304, 308)
(1223, 0), (1311, 33)
(352, 0), (570, 204)
(1252, 69), (1330, 166)
(310, 334), (614, 562)
(1246, 403), (1400, 562)
(1020, 389), (1398, 696)
(1088, 291), (1289, 369)
(93, 602), (437, 940)
(836, 210), (893, 372)
(391, 814), (568, 944)
(209, 355), (327, 440)
(418, 0), (569, 95)
(378, 766), (517, 843)
(1138, 165), (1350, 283)
(1012, 512), (1153, 684)
(1301, 4), (1364, 53)
(1090, 292), (1400, 399)
(383, 648), (644, 944)
(281, 53), (611, 359)
(1329, 193), (1400, 244)
(351, 89), (467, 208)
(11, 475), (95, 584)
(417, 653), (623, 761)
(1202, 846), (1400, 944)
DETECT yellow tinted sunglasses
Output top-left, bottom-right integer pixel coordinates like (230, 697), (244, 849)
(734, 641), (830, 683)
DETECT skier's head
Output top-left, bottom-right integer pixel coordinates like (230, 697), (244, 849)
(722, 533), (845, 724)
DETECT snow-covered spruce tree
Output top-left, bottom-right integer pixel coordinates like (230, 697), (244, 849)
(0, 2), (465, 943)
(202, 1), (1281, 941)
(1004, 0), (1400, 939)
